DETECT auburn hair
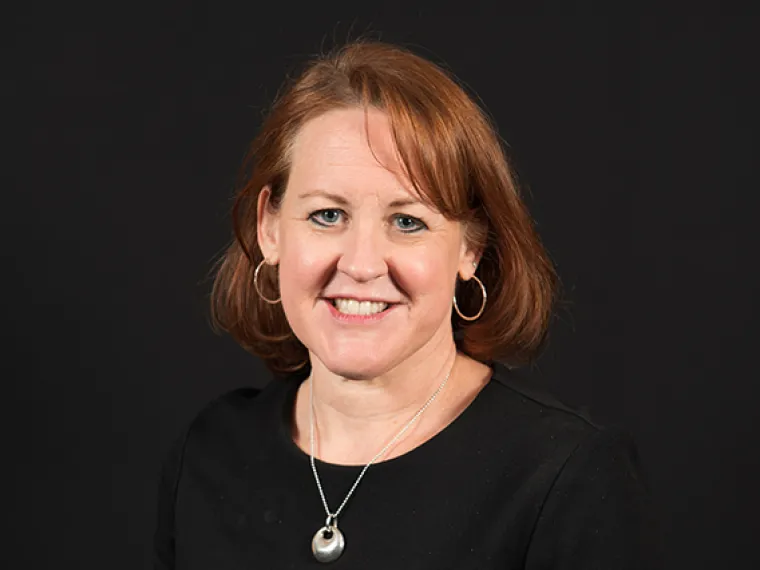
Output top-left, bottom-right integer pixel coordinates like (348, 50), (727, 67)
(209, 40), (559, 375)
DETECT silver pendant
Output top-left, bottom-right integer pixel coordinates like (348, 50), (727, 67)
(311, 517), (345, 563)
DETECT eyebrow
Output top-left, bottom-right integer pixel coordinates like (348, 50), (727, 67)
(388, 198), (421, 208)
(297, 190), (350, 206)
(297, 190), (422, 209)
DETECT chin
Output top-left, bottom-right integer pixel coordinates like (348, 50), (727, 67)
(321, 359), (385, 381)
(316, 346), (398, 381)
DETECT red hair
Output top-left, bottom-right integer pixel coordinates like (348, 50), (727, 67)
(209, 40), (558, 374)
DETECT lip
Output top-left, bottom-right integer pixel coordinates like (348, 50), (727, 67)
(322, 298), (398, 323)
(323, 295), (399, 304)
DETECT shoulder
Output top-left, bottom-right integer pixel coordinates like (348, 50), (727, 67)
(189, 385), (264, 431)
(479, 362), (643, 479)
(153, 380), (288, 563)
(185, 373), (297, 443)
(486, 361), (606, 438)
(157, 386), (263, 467)
(159, 374), (296, 469)
(493, 363), (665, 567)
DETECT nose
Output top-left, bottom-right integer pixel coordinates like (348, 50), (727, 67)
(336, 222), (388, 282)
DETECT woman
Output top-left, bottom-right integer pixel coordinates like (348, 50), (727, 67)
(154, 40), (663, 568)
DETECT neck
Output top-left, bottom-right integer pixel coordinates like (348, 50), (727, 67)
(295, 338), (462, 465)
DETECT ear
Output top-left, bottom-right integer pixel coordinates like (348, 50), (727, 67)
(457, 238), (482, 281)
(257, 186), (281, 264)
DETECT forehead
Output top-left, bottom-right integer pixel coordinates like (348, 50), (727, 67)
(287, 107), (419, 201)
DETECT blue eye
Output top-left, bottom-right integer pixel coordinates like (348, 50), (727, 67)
(309, 209), (344, 226)
(394, 215), (427, 233)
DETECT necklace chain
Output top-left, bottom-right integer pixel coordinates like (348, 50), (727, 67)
(308, 363), (453, 523)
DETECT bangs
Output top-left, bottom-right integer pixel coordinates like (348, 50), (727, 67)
(347, 70), (476, 222)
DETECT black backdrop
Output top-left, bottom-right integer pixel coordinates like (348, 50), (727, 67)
(7, 2), (754, 569)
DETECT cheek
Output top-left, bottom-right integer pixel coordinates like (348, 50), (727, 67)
(393, 248), (457, 301)
(277, 240), (328, 337)
(277, 231), (332, 300)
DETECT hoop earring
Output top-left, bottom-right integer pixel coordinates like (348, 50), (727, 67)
(453, 274), (487, 321)
(254, 260), (281, 304)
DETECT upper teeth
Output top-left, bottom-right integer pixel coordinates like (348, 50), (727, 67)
(333, 299), (389, 315)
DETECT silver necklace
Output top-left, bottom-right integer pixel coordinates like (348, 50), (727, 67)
(308, 364), (453, 563)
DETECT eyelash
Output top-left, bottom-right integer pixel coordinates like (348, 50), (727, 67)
(308, 209), (428, 233)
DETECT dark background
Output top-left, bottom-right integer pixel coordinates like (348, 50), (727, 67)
(7, 1), (753, 568)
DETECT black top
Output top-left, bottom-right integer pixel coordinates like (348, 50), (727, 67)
(153, 363), (664, 569)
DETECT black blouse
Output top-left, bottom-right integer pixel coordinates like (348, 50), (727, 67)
(153, 362), (664, 569)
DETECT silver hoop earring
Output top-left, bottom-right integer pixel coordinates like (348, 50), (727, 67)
(254, 260), (281, 304)
(453, 274), (487, 321)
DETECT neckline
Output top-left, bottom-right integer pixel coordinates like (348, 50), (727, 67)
(276, 364), (496, 473)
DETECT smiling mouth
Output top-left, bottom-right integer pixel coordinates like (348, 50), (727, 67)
(328, 298), (391, 315)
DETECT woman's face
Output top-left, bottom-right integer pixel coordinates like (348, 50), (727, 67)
(258, 107), (478, 379)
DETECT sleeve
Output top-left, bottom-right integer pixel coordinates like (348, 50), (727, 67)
(152, 427), (191, 570)
(524, 426), (665, 570)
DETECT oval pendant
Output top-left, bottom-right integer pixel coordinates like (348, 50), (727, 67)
(311, 525), (345, 563)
